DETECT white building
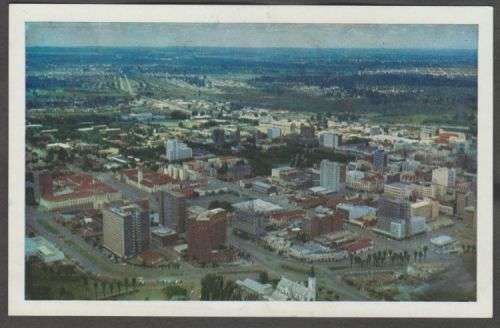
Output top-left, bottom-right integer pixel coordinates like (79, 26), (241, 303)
(269, 275), (316, 301)
(236, 278), (274, 298)
(430, 235), (457, 253)
(319, 132), (341, 149)
(337, 203), (376, 220)
(432, 167), (456, 188)
(411, 183), (436, 199)
(432, 167), (456, 197)
(390, 220), (406, 239)
(26, 236), (65, 263)
(232, 199), (283, 214)
(320, 160), (344, 192)
(409, 216), (427, 235)
(165, 139), (192, 161)
(267, 127), (282, 139)
(236, 272), (317, 301)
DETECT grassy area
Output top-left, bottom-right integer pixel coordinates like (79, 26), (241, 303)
(115, 282), (197, 301)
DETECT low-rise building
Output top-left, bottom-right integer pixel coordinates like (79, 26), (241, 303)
(39, 172), (122, 211)
(268, 273), (316, 301)
(26, 236), (65, 263)
(151, 225), (178, 248)
(121, 167), (174, 193)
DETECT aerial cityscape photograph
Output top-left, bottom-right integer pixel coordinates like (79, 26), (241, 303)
(24, 22), (478, 302)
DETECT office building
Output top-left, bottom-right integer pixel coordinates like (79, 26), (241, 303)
(186, 208), (232, 263)
(456, 185), (475, 219)
(212, 128), (225, 145)
(432, 167), (456, 197)
(384, 182), (415, 200)
(377, 196), (411, 237)
(267, 127), (282, 140)
(103, 202), (150, 259)
(165, 139), (192, 161)
(372, 148), (387, 172)
(320, 160), (345, 192)
(432, 167), (456, 188)
(319, 132), (341, 149)
(160, 190), (187, 233)
(300, 124), (315, 139)
(232, 210), (266, 239)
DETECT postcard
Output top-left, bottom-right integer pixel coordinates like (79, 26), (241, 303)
(8, 4), (493, 317)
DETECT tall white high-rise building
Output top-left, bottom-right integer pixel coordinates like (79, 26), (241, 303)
(320, 160), (345, 192)
(165, 139), (192, 161)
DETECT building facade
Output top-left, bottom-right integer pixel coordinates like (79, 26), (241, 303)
(160, 190), (187, 233)
(320, 160), (345, 192)
(372, 148), (387, 172)
(267, 127), (282, 139)
(165, 139), (193, 161)
(186, 208), (231, 263)
(432, 167), (456, 197)
(103, 202), (150, 259)
(319, 132), (341, 149)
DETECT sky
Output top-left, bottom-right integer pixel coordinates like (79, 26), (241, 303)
(26, 23), (478, 49)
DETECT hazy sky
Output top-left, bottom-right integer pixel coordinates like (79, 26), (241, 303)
(26, 23), (477, 49)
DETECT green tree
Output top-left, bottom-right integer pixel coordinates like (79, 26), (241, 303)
(59, 286), (67, 299)
(200, 274), (224, 300)
(132, 277), (137, 290)
(93, 281), (99, 299)
(101, 281), (107, 297)
(259, 271), (269, 284)
(124, 277), (129, 292)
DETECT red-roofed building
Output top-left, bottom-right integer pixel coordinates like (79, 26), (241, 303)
(39, 172), (122, 211)
(121, 168), (175, 193)
(343, 238), (373, 254)
(435, 132), (460, 145)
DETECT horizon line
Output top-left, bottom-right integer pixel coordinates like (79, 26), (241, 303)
(26, 45), (477, 51)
